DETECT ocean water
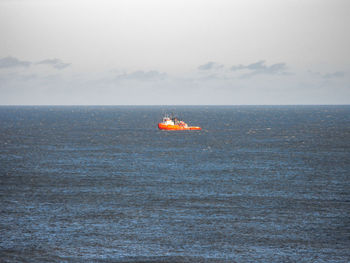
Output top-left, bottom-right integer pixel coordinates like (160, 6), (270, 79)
(0, 106), (349, 262)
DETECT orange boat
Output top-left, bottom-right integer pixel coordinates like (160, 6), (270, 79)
(158, 116), (201, 130)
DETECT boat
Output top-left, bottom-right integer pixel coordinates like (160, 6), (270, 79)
(158, 116), (201, 130)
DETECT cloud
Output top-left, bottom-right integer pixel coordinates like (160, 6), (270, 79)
(1, 64), (349, 105)
(308, 70), (346, 79)
(198, 61), (224, 70)
(0, 56), (31, 68)
(246, 60), (267, 70)
(0, 56), (71, 71)
(115, 70), (167, 81)
(230, 64), (245, 71)
(37, 58), (70, 70)
(323, 71), (345, 79)
(231, 60), (288, 78)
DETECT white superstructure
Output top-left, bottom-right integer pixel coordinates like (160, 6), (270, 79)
(162, 117), (175, 125)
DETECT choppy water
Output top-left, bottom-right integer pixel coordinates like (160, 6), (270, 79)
(1, 106), (350, 262)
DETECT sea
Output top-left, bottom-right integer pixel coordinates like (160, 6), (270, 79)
(0, 106), (349, 262)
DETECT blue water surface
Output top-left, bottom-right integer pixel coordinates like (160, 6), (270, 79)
(1, 106), (349, 262)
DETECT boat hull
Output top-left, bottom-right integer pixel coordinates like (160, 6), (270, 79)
(158, 123), (201, 130)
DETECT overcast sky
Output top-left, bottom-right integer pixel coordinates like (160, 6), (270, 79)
(0, 0), (349, 105)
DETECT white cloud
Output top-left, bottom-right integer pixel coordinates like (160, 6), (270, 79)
(231, 60), (289, 78)
(0, 56), (349, 105)
(37, 58), (70, 70)
(0, 56), (71, 71)
(0, 56), (31, 68)
(198, 62), (224, 71)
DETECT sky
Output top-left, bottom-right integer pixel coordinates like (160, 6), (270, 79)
(0, 0), (349, 105)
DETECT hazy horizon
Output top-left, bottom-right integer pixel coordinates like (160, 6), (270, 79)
(1, 102), (350, 106)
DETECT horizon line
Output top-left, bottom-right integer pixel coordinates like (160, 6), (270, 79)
(0, 104), (349, 107)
